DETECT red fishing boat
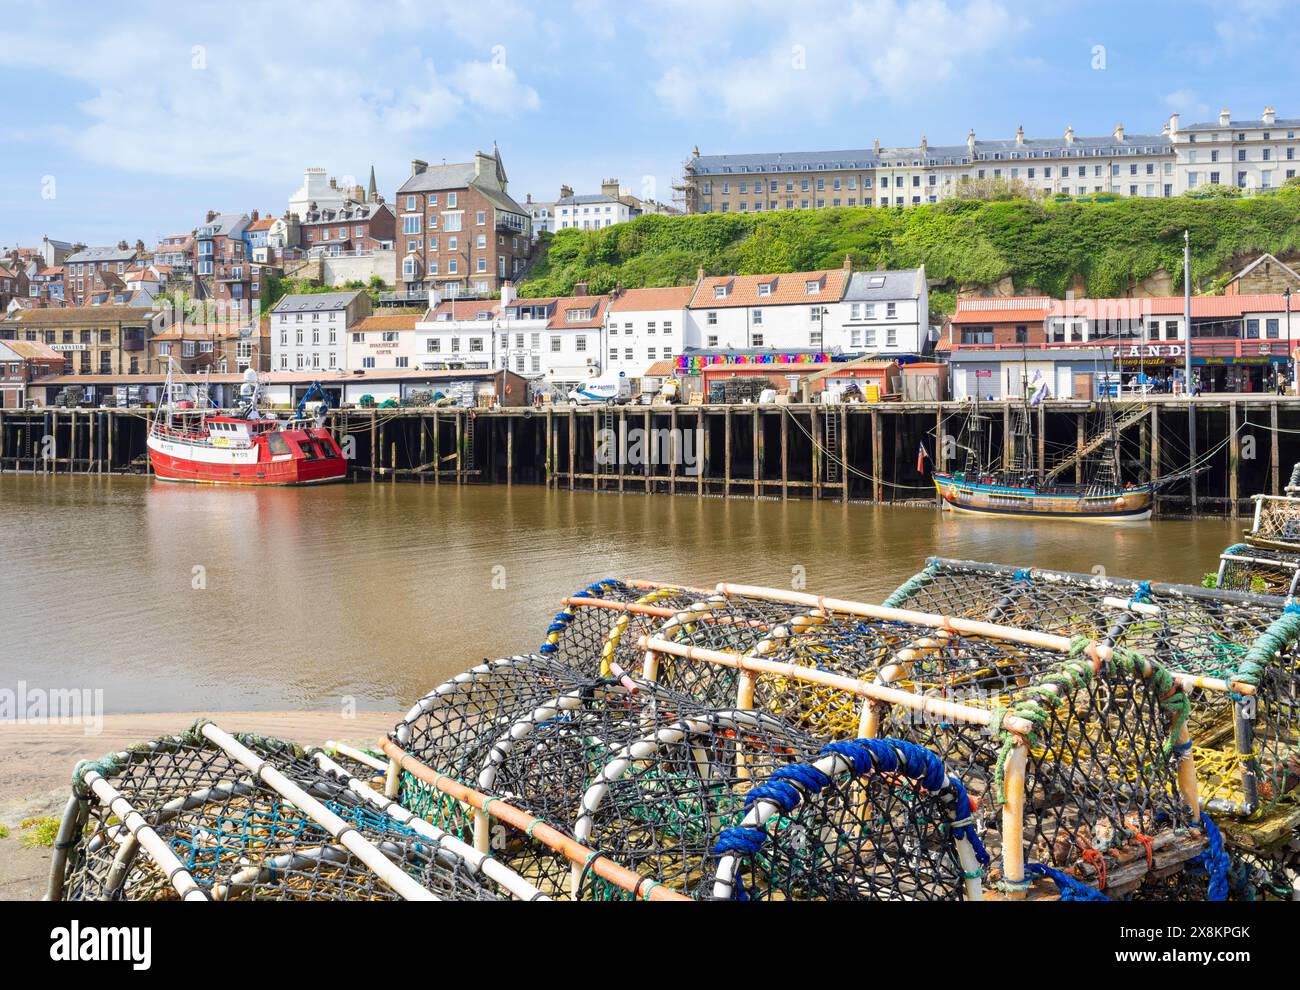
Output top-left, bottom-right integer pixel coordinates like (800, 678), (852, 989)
(147, 367), (347, 486)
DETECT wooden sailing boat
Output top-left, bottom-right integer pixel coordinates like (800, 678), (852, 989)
(931, 371), (1153, 522)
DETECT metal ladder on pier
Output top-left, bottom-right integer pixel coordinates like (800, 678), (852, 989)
(823, 410), (841, 484)
(463, 412), (476, 471)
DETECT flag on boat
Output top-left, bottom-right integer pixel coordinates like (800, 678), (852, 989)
(917, 442), (930, 473)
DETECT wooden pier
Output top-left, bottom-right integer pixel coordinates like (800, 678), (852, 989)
(3, 396), (1299, 517)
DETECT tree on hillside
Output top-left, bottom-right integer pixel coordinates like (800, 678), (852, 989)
(952, 176), (1046, 202)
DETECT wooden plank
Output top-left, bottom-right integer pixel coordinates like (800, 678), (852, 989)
(1271, 401), (1280, 495)
(724, 406), (732, 497)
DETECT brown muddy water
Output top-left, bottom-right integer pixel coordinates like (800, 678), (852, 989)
(0, 474), (1240, 714)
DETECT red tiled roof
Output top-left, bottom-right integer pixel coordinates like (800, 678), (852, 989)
(354, 314), (421, 332)
(689, 269), (849, 310)
(551, 294), (609, 329)
(609, 285), (696, 313)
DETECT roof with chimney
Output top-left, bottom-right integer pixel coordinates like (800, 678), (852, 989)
(66, 245), (138, 264)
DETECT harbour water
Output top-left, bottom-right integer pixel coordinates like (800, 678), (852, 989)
(0, 474), (1240, 714)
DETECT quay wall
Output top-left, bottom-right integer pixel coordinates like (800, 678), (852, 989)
(2, 397), (1297, 518)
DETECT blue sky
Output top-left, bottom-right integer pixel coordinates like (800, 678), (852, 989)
(1, 0), (1297, 250)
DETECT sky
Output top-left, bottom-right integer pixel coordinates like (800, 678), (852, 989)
(1, 0), (1297, 250)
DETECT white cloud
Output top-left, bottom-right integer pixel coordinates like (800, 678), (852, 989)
(452, 60), (542, 116)
(648, 0), (1022, 126)
(0, 2), (544, 184)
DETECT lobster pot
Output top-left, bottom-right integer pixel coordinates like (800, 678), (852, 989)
(885, 559), (1299, 804)
(569, 707), (819, 899)
(53, 725), (512, 902)
(1244, 494), (1300, 551)
(554, 584), (708, 682)
(1218, 544), (1300, 597)
(711, 738), (984, 902)
(877, 654), (1198, 895)
(539, 580), (685, 673)
(390, 654), (594, 839)
(466, 681), (810, 898)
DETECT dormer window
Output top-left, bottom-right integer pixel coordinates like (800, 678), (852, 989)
(714, 285), (728, 299)
(757, 283), (772, 297)
(805, 279), (821, 294)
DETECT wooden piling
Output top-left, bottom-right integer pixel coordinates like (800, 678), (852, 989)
(1228, 401), (1239, 517)
(871, 410), (883, 504)
(810, 407), (821, 501)
(1075, 414), (1085, 485)
(779, 408), (789, 501)
(1271, 401), (1280, 495)
(723, 406), (732, 497)
(751, 407), (760, 498)
(506, 417), (514, 486)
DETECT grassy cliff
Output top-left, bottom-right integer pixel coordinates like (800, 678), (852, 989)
(519, 187), (1300, 319)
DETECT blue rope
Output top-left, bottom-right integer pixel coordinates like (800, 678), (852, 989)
(713, 737), (989, 900)
(1013, 569), (1032, 582)
(1026, 863), (1111, 901)
(538, 579), (628, 653)
(1187, 814), (1231, 901)
(1129, 580), (1153, 608)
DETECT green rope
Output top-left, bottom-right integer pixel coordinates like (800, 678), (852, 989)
(992, 638), (1190, 805)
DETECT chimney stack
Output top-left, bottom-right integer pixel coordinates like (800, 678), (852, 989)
(1168, 112), (1180, 136)
(1015, 125), (1025, 146)
(920, 135), (928, 154)
(411, 159), (428, 176)
(872, 138), (881, 156)
(1219, 108), (1231, 126)
(1113, 123), (1124, 142)
(966, 129), (976, 156)
(560, 184), (574, 200)
(206, 210), (217, 223)
(1064, 125), (1075, 146)
(601, 178), (621, 199)
(251, 209), (259, 222)
(843, 253), (852, 271)
(574, 281), (590, 297)
(1263, 106), (1276, 125)
(500, 280), (516, 306)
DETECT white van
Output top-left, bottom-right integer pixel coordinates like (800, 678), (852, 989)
(568, 372), (632, 405)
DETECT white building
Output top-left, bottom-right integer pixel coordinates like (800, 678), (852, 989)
(288, 167), (371, 220)
(414, 296), (505, 371)
(686, 266), (852, 352)
(270, 290), (371, 373)
(605, 286), (693, 376)
(1171, 107), (1300, 194)
(687, 106), (1300, 211)
(831, 267), (930, 354)
(523, 194), (556, 239)
(346, 314), (422, 371)
(555, 179), (640, 231)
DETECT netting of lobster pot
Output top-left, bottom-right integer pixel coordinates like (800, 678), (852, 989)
(1218, 542), (1300, 597)
(540, 578), (707, 679)
(885, 558), (1300, 825)
(389, 653), (599, 841)
(709, 737), (989, 901)
(474, 677), (823, 899)
(668, 597), (1200, 888)
(1244, 495), (1300, 552)
(52, 722), (521, 902)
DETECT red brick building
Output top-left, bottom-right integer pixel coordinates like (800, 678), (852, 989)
(395, 146), (531, 302)
(300, 199), (395, 255)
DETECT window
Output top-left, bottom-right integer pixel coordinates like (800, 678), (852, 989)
(476, 210), (486, 225)
(706, 311), (718, 325)
(751, 333), (764, 347)
(403, 215), (421, 235)
(550, 337), (562, 352)
(427, 339), (441, 352)
(362, 357), (375, 369)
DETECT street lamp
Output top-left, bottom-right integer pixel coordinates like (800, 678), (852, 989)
(1285, 287), (1293, 396)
